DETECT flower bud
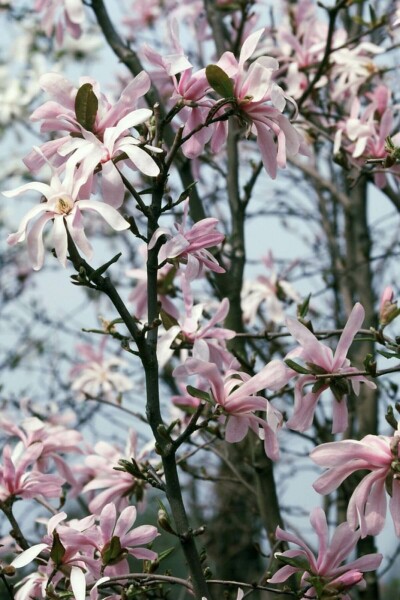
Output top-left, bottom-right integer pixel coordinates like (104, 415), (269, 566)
(379, 286), (399, 326)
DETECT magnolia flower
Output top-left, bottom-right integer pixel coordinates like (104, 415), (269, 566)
(173, 358), (290, 460)
(285, 303), (376, 434)
(82, 430), (153, 514)
(85, 502), (158, 575)
(58, 108), (162, 208)
(216, 28), (306, 178)
(34, 0), (85, 45)
(379, 286), (398, 326)
(268, 507), (382, 599)
(0, 444), (64, 502)
(11, 511), (100, 600)
(70, 339), (133, 402)
(127, 260), (179, 320)
(24, 72), (157, 206)
(241, 252), (300, 324)
(149, 199), (225, 280)
(157, 296), (236, 368)
(330, 42), (384, 100)
(0, 416), (83, 486)
(123, 0), (162, 31)
(310, 428), (400, 537)
(4, 162), (130, 270)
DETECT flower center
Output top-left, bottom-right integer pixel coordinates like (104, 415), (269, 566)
(54, 195), (74, 215)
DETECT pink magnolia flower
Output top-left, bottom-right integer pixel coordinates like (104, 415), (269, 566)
(0, 444), (64, 502)
(379, 285), (399, 326)
(330, 42), (384, 101)
(24, 72), (156, 205)
(173, 358), (290, 460)
(334, 93), (400, 188)
(310, 429), (400, 537)
(13, 568), (48, 600)
(142, 20), (215, 158)
(241, 251), (300, 324)
(268, 507), (382, 599)
(70, 339), (133, 402)
(157, 296), (236, 368)
(4, 160), (130, 270)
(127, 259), (179, 320)
(82, 430), (153, 514)
(11, 511), (98, 600)
(34, 0), (85, 45)
(58, 108), (162, 207)
(85, 502), (158, 576)
(0, 416), (83, 486)
(216, 28), (306, 178)
(149, 199), (225, 280)
(123, 0), (162, 32)
(285, 303), (376, 434)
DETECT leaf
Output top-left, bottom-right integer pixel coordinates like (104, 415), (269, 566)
(160, 308), (180, 331)
(186, 385), (212, 402)
(311, 379), (327, 394)
(306, 362), (328, 375)
(330, 378), (350, 402)
(50, 531), (66, 566)
(206, 65), (235, 98)
(158, 547), (175, 561)
(101, 536), (127, 566)
(298, 293), (311, 319)
(377, 349), (400, 359)
(274, 552), (310, 571)
(284, 359), (310, 375)
(75, 83), (98, 132)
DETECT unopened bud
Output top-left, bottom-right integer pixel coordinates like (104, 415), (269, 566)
(157, 509), (176, 535)
(379, 286), (400, 326)
(1, 564), (15, 576)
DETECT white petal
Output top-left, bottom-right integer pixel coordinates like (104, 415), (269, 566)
(70, 566), (86, 600)
(11, 544), (48, 568)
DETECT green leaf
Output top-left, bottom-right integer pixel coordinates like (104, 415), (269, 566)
(330, 378), (350, 402)
(75, 83), (98, 131)
(159, 308), (180, 331)
(101, 536), (127, 566)
(284, 359), (310, 375)
(311, 379), (327, 394)
(377, 349), (400, 359)
(50, 531), (66, 566)
(298, 293), (311, 319)
(274, 552), (309, 571)
(306, 362), (328, 375)
(206, 65), (235, 98)
(158, 547), (175, 561)
(186, 385), (212, 403)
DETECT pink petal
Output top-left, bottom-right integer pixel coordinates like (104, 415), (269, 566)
(267, 564), (299, 583)
(333, 303), (365, 369)
(238, 28), (265, 68)
(123, 524), (158, 547)
(331, 396), (348, 434)
(286, 317), (333, 369)
(389, 479), (400, 536)
(114, 505), (137, 539)
(225, 415), (249, 443)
